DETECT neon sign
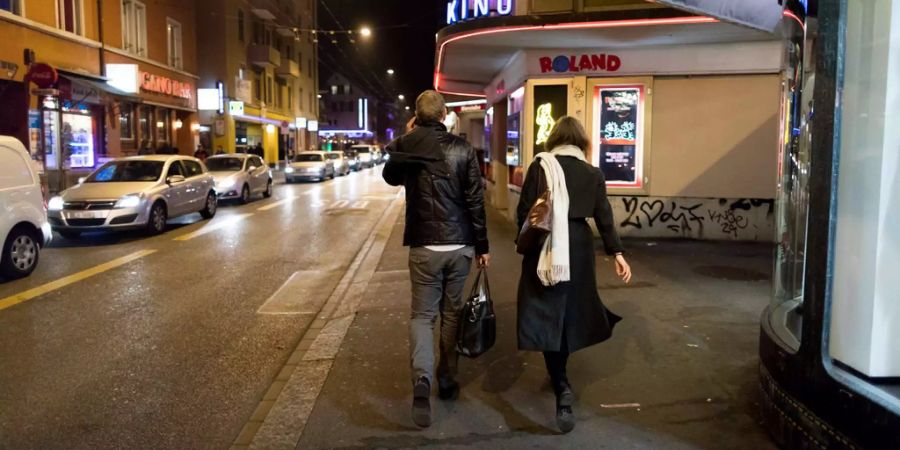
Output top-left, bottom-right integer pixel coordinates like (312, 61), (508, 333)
(446, 0), (513, 25)
(540, 54), (621, 74)
(535, 103), (553, 145)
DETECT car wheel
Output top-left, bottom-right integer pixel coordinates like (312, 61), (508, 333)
(146, 202), (167, 235)
(200, 192), (217, 219)
(0, 227), (40, 279)
(263, 180), (273, 198)
(58, 230), (82, 239)
(240, 185), (250, 204)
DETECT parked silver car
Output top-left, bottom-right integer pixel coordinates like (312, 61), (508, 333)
(206, 154), (273, 203)
(325, 151), (351, 177)
(48, 155), (217, 238)
(284, 152), (335, 182)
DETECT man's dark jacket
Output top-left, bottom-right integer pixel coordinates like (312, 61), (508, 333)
(382, 121), (489, 255)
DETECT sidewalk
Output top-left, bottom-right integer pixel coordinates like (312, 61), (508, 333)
(291, 206), (776, 449)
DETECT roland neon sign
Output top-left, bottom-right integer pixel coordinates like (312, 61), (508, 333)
(446, 0), (514, 25)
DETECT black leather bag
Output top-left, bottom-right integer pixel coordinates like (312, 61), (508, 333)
(457, 268), (496, 358)
(516, 168), (552, 255)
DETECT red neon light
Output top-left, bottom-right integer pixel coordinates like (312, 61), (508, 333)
(435, 16), (718, 96)
(783, 10), (805, 29)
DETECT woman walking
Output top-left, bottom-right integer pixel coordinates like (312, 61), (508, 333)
(516, 116), (632, 433)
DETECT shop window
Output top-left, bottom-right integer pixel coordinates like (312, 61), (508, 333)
(532, 84), (568, 154)
(139, 105), (152, 149)
(238, 9), (245, 42)
(57, 0), (85, 36)
(587, 78), (652, 192)
(331, 85), (338, 95)
(119, 103), (135, 141)
(121, 0), (147, 57)
(156, 109), (170, 145)
(0, 0), (24, 15)
(167, 18), (183, 69)
(61, 112), (94, 168)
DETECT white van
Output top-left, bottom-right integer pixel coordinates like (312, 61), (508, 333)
(0, 137), (51, 279)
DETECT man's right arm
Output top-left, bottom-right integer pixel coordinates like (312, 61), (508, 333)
(463, 145), (489, 258)
(382, 140), (404, 186)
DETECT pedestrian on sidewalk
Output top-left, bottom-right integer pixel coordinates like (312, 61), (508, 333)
(516, 116), (632, 434)
(383, 90), (491, 428)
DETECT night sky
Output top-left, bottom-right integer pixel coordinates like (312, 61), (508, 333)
(316, 0), (444, 101)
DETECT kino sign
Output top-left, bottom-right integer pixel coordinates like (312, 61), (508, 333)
(446, 0), (513, 25)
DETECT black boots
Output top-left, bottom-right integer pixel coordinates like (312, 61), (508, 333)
(412, 377), (432, 428)
(438, 379), (460, 401)
(555, 384), (575, 433)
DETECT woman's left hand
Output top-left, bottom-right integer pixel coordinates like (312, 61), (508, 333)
(615, 254), (632, 284)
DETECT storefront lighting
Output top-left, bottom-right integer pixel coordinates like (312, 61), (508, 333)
(106, 64), (140, 93)
(266, 124), (276, 133)
(190, 123), (201, 132)
(156, 121), (164, 128)
(296, 117), (308, 129)
(174, 119), (184, 130)
(434, 16), (717, 95)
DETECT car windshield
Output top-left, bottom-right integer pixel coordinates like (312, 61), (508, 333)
(205, 157), (244, 172)
(326, 153), (341, 160)
(352, 147), (370, 154)
(294, 154), (323, 162)
(87, 161), (164, 182)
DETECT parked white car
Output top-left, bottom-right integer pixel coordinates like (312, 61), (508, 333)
(324, 151), (351, 177)
(0, 136), (52, 279)
(48, 155), (217, 238)
(206, 154), (273, 203)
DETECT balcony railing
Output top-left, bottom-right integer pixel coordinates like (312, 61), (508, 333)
(277, 59), (300, 79)
(248, 44), (281, 69)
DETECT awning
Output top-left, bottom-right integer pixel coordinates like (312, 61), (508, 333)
(653, 0), (785, 33)
(57, 69), (142, 103)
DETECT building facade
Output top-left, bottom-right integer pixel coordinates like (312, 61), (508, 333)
(0, 0), (200, 191)
(436, 0), (784, 241)
(318, 72), (377, 146)
(195, 0), (319, 164)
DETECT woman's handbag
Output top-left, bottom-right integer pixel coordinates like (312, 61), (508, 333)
(516, 171), (552, 255)
(457, 268), (496, 358)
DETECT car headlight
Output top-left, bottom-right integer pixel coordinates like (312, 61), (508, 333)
(48, 196), (64, 211)
(217, 178), (236, 189)
(114, 194), (143, 209)
(284, 167), (295, 174)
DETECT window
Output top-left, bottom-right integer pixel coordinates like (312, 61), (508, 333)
(344, 85), (351, 95)
(254, 70), (262, 101)
(167, 18), (183, 69)
(330, 85), (338, 95)
(288, 86), (293, 111)
(57, 0), (85, 36)
(237, 9), (245, 42)
(183, 160), (203, 177)
(0, 0), (24, 15)
(119, 103), (135, 140)
(167, 161), (185, 178)
(299, 87), (304, 111)
(267, 75), (274, 104)
(298, 52), (303, 72)
(122, 0), (147, 57)
(156, 109), (170, 143)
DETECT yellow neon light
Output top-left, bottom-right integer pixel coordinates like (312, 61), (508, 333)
(535, 102), (554, 146)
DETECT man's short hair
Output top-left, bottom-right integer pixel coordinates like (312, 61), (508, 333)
(415, 90), (446, 123)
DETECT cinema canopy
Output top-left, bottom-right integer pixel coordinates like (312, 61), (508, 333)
(435, 0), (791, 242)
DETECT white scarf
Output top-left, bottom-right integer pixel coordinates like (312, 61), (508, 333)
(535, 145), (587, 286)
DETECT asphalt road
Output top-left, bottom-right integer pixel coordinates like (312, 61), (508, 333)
(0, 166), (400, 450)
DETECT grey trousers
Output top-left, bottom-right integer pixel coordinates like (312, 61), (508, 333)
(408, 246), (474, 387)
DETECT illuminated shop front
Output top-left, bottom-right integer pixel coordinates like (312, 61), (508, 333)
(758, 0), (900, 447)
(435, 2), (785, 241)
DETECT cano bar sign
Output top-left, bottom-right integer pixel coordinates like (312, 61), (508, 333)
(140, 71), (192, 100)
(446, 0), (513, 25)
(539, 53), (622, 74)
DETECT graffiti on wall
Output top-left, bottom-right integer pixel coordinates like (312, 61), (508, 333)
(614, 197), (775, 241)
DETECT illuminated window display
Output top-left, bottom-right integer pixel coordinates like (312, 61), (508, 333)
(61, 113), (95, 168)
(592, 85), (644, 188)
(532, 84), (568, 153)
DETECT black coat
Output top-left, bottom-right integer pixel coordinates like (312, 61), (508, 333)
(516, 155), (624, 353)
(383, 122), (489, 255)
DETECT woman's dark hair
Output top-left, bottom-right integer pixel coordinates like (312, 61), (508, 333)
(544, 116), (590, 152)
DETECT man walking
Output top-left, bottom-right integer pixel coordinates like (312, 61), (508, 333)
(383, 90), (490, 428)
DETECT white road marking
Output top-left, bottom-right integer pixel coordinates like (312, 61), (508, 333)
(257, 270), (342, 315)
(350, 201), (369, 209)
(329, 200), (349, 209)
(172, 213), (253, 241)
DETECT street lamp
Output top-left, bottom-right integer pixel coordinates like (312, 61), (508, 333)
(398, 94), (405, 101)
(405, 106), (410, 111)
(359, 26), (372, 38)
(386, 68), (395, 75)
